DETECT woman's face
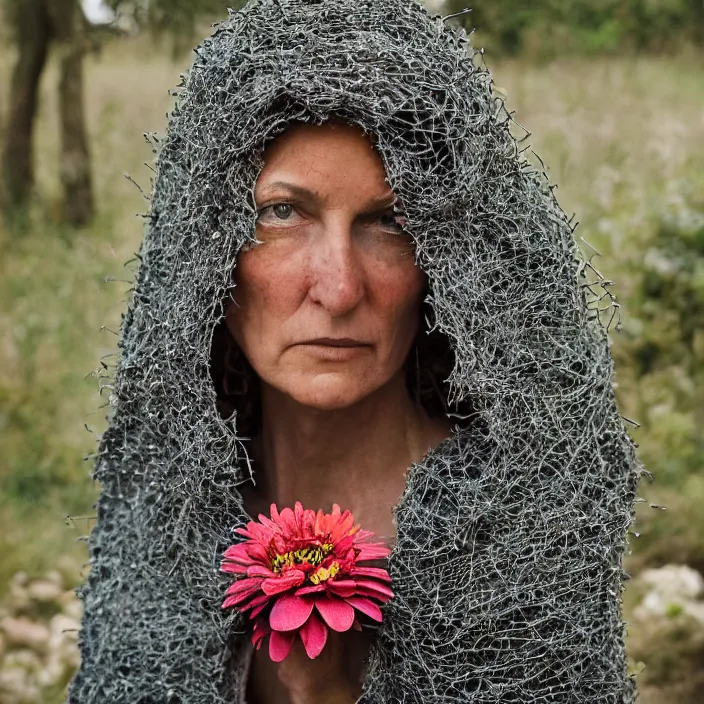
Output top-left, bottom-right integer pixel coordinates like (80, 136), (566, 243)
(226, 122), (425, 411)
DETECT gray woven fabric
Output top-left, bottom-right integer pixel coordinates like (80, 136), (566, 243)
(68, 1), (642, 702)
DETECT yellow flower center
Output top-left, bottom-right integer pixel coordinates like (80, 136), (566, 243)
(271, 543), (335, 573)
(309, 561), (341, 585)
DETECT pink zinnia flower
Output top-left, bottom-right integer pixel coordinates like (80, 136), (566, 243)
(221, 502), (394, 662)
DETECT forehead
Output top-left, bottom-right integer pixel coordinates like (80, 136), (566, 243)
(255, 122), (393, 201)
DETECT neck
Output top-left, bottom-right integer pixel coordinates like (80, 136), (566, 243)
(249, 374), (444, 513)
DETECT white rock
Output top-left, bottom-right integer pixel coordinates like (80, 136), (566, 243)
(49, 614), (81, 663)
(0, 666), (38, 703)
(635, 564), (704, 626)
(42, 570), (64, 588)
(3, 649), (42, 673)
(36, 652), (68, 688)
(6, 581), (31, 613)
(642, 590), (666, 615)
(49, 614), (80, 640)
(27, 580), (63, 603)
(10, 573), (29, 588)
(640, 564), (704, 600)
(0, 618), (50, 653)
(59, 592), (83, 621)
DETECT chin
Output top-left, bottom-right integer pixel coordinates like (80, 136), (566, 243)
(285, 372), (381, 411)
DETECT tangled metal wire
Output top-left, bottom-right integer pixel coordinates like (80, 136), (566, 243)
(69, 1), (642, 702)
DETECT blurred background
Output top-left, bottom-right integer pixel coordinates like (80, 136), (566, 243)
(0, 1), (702, 702)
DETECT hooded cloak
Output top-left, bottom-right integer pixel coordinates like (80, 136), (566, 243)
(69, 1), (642, 702)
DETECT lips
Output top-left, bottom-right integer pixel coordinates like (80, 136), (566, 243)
(298, 338), (370, 348)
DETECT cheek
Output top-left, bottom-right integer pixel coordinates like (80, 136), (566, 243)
(228, 246), (307, 345)
(371, 261), (426, 336)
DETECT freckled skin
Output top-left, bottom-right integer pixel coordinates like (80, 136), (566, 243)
(226, 122), (425, 411)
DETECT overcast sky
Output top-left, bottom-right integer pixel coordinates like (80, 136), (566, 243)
(81, 0), (115, 24)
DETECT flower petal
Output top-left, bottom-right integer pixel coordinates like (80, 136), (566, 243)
(245, 542), (271, 564)
(223, 581), (262, 609)
(295, 585), (327, 596)
(345, 596), (383, 621)
(269, 629), (295, 662)
(278, 507), (297, 535)
(241, 523), (269, 543)
(356, 544), (391, 561)
(223, 543), (251, 563)
(250, 600), (270, 619)
(261, 570), (305, 596)
(221, 561), (248, 575)
(327, 580), (357, 598)
(252, 619), (271, 649)
(225, 577), (260, 595)
(354, 579), (394, 600)
(241, 593), (270, 613)
(349, 566), (392, 582)
(299, 612), (328, 659)
(270, 594), (315, 632)
(222, 594), (244, 610)
(239, 594), (271, 619)
(294, 501), (305, 532)
(257, 513), (281, 532)
(315, 595), (355, 632)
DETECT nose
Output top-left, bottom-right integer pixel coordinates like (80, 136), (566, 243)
(308, 224), (365, 317)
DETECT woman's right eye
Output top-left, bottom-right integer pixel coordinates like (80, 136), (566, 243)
(257, 203), (295, 221)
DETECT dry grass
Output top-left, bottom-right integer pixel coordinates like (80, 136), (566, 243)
(0, 36), (702, 702)
(0, 36), (184, 590)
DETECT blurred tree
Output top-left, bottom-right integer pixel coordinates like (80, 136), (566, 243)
(58, 1), (94, 227)
(1, 0), (54, 214)
(1, 0), (94, 226)
(1, 0), (245, 227)
(108, 1), (247, 53)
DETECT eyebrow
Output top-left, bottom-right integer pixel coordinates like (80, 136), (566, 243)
(257, 180), (397, 214)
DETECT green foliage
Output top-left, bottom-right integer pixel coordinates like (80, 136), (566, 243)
(445, 0), (704, 57)
(614, 182), (704, 486)
(665, 602), (685, 618)
(107, 0), (246, 50)
(633, 189), (704, 378)
(0, 210), (111, 587)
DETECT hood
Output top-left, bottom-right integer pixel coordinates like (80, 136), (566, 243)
(69, 1), (641, 702)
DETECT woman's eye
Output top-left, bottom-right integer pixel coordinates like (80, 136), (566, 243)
(257, 203), (294, 221)
(272, 203), (293, 219)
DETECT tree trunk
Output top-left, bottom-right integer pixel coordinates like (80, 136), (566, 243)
(0, 0), (52, 211)
(58, 28), (94, 227)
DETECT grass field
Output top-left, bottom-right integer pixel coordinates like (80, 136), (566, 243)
(1, 36), (703, 702)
